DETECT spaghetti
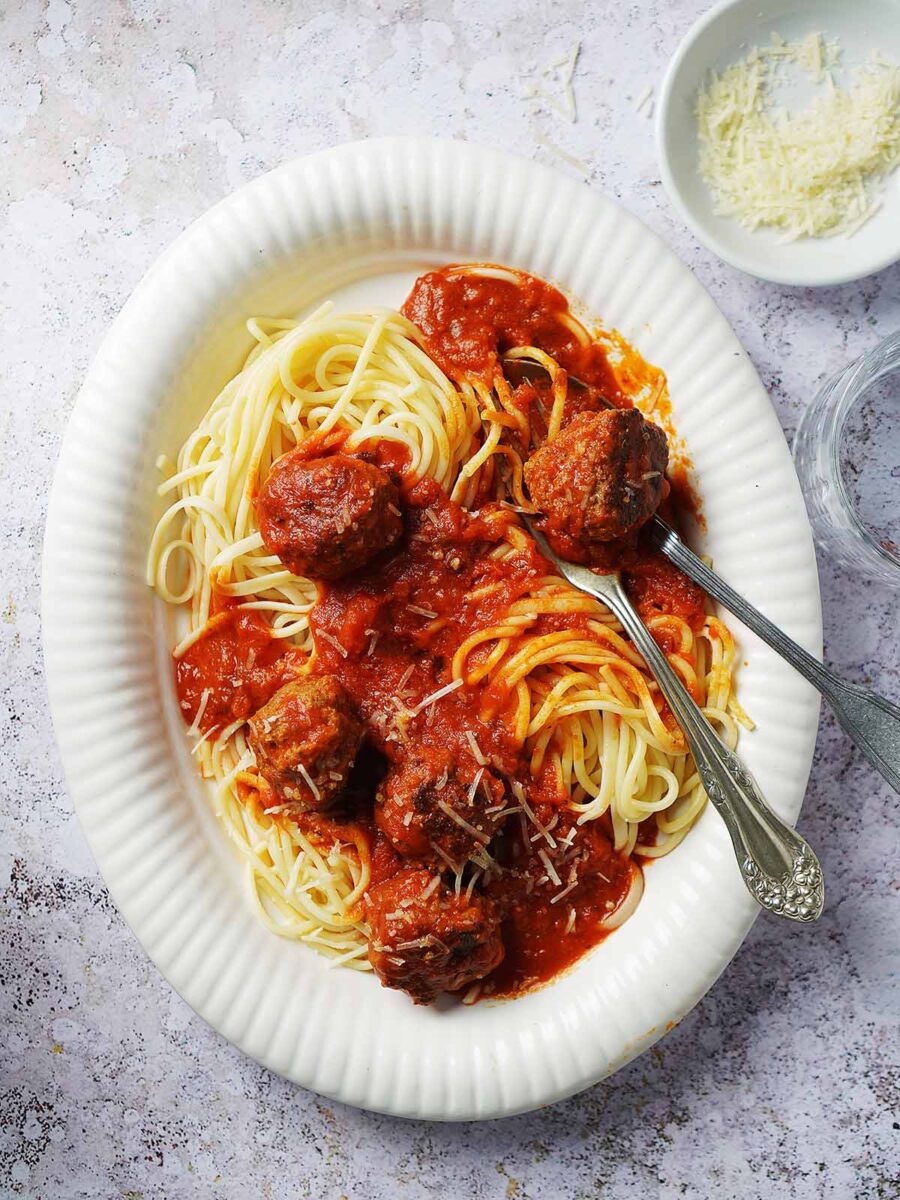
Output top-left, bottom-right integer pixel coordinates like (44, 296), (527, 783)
(147, 265), (748, 1001)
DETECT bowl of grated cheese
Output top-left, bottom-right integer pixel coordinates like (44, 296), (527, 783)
(656, 0), (900, 286)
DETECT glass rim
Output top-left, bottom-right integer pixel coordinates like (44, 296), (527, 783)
(827, 330), (900, 574)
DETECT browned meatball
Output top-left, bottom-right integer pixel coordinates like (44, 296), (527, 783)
(366, 867), (504, 1004)
(256, 450), (403, 580)
(247, 675), (363, 812)
(524, 409), (668, 551)
(375, 747), (506, 866)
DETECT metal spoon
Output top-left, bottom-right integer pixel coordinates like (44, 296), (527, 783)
(522, 520), (825, 923)
(503, 355), (900, 798)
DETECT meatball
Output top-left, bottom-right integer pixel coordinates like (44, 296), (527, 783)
(524, 409), (668, 551)
(375, 747), (506, 866)
(366, 867), (504, 1004)
(247, 675), (363, 812)
(256, 450), (403, 580)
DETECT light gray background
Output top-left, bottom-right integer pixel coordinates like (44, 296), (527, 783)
(2, 2), (898, 1197)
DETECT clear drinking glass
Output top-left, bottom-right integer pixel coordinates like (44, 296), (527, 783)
(793, 332), (900, 588)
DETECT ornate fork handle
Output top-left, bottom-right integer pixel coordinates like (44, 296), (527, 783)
(527, 527), (825, 923)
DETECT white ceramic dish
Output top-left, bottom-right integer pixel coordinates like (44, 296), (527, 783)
(657, 0), (900, 286)
(42, 136), (822, 1120)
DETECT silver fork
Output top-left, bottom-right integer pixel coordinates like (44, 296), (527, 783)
(648, 519), (900, 795)
(522, 520), (825, 923)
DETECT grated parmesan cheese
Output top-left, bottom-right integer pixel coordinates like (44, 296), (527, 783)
(316, 628), (348, 658)
(465, 730), (487, 766)
(187, 687), (211, 736)
(411, 677), (463, 714)
(296, 762), (321, 803)
(524, 41), (581, 124)
(436, 799), (490, 846)
(421, 875), (441, 901)
(466, 767), (485, 806)
(510, 779), (557, 848)
(534, 134), (591, 176)
(550, 878), (578, 905)
(695, 33), (900, 239)
(537, 848), (562, 888)
(432, 842), (462, 875)
(190, 724), (219, 756)
(634, 84), (654, 118)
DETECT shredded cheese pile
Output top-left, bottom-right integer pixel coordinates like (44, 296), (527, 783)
(696, 32), (900, 239)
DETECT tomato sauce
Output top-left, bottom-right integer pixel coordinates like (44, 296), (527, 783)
(624, 547), (707, 632)
(484, 817), (633, 998)
(665, 457), (704, 533)
(175, 608), (306, 734)
(402, 266), (623, 400)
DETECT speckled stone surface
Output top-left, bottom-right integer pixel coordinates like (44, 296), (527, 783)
(2, 2), (899, 1197)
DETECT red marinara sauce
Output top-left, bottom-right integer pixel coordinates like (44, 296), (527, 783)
(484, 815), (634, 997)
(402, 266), (623, 400)
(175, 607), (306, 735)
(624, 547), (706, 632)
(621, 472), (707, 640)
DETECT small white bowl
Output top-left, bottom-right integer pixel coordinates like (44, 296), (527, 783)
(656, 0), (900, 286)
